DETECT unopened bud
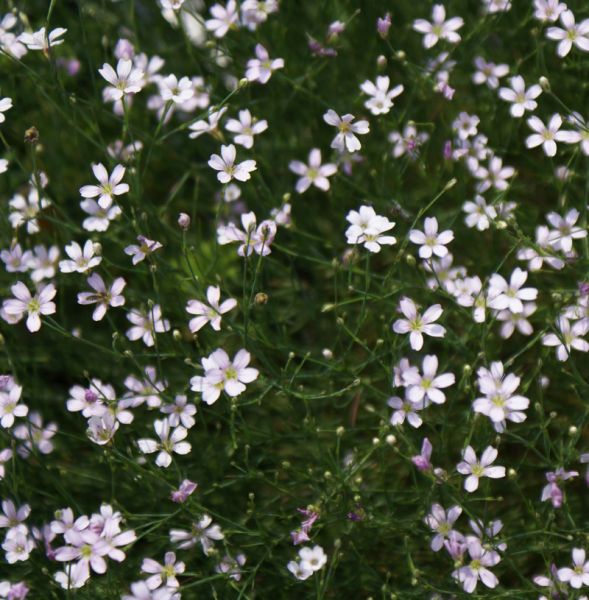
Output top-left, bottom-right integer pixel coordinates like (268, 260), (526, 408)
(178, 212), (191, 230)
(24, 126), (39, 144)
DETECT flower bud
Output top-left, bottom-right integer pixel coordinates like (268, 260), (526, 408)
(177, 212), (191, 231)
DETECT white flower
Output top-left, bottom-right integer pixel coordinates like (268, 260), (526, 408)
(453, 112), (480, 140)
(498, 75), (542, 118)
(0, 97), (12, 123)
(388, 123), (429, 158)
(124, 235), (163, 265)
(208, 144), (257, 183)
(526, 114), (574, 157)
(413, 4), (464, 49)
(403, 355), (455, 405)
(141, 551), (185, 590)
(79, 163), (129, 209)
(392, 297), (446, 351)
(543, 316), (589, 361)
(558, 548), (589, 589)
(517, 225), (565, 271)
(9, 187), (51, 234)
(0, 382), (27, 428)
(190, 348), (259, 405)
(188, 107), (227, 139)
(287, 560), (313, 580)
(186, 285), (237, 332)
(126, 305), (170, 347)
(359, 76), (404, 115)
(387, 395), (424, 428)
(205, 0), (239, 38)
(463, 195), (497, 230)
(409, 216), (454, 259)
(298, 545), (327, 572)
(170, 514), (224, 554)
(473, 361), (530, 431)
(161, 395), (197, 429)
(482, 0), (512, 13)
(289, 149), (337, 193)
(457, 446), (505, 492)
(452, 538), (500, 593)
(497, 303), (536, 339)
(59, 240), (102, 273)
(474, 155), (515, 193)
(546, 208), (587, 252)
(245, 43), (284, 84)
(425, 504), (462, 551)
(225, 109), (267, 149)
(472, 57), (508, 89)
(217, 212), (277, 256)
(18, 27), (66, 51)
(323, 109), (369, 153)
(159, 74), (194, 104)
(488, 268), (538, 314)
(345, 205), (396, 253)
(546, 10), (589, 57)
(534, 0), (567, 22)
(2, 282), (56, 333)
(81, 199), (122, 232)
(77, 273), (126, 321)
(137, 419), (191, 468)
(99, 58), (144, 102)
(2, 524), (35, 564)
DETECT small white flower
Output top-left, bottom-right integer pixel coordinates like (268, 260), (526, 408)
(208, 144), (257, 184)
(18, 27), (66, 52)
(462, 195), (497, 231)
(0, 97), (12, 123)
(392, 297), (446, 351)
(323, 109), (369, 153)
(472, 57), (508, 89)
(487, 268), (538, 314)
(345, 205), (396, 253)
(137, 419), (191, 468)
(359, 76), (404, 115)
(205, 0), (239, 38)
(2, 282), (56, 333)
(413, 4), (464, 49)
(245, 43), (284, 84)
(558, 548), (589, 589)
(409, 216), (454, 259)
(225, 109), (267, 149)
(543, 316), (589, 361)
(77, 273), (126, 321)
(457, 446), (505, 492)
(59, 240), (102, 274)
(546, 10), (589, 57)
(126, 305), (170, 347)
(403, 355), (455, 405)
(186, 285), (237, 333)
(526, 113), (573, 157)
(190, 348), (259, 405)
(79, 163), (129, 209)
(99, 58), (144, 102)
(498, 76), (542, 118)
(289, 149), (337, 193)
